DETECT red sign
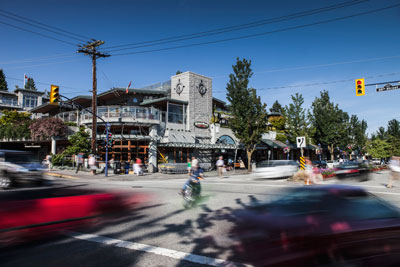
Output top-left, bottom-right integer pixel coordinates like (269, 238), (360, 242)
(194, 122), (209, 129)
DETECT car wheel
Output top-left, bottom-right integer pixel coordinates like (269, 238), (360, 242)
(0, 175), (12, 189)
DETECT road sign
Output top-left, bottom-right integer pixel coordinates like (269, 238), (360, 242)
(296, 136), (306, 148)
(300, 156), (305, 170)
(376, 84), (400, 92)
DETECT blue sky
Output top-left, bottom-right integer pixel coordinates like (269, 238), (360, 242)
(1, 0), (399, 135)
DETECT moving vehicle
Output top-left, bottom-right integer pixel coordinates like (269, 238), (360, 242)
(326, 160), (340, 169)
(253, 160), (299, 179)
(312, 160), (327, 168)
(335, 161), (370, 181)
(0, 150), (46, 189)
(231, 185), (400, 266)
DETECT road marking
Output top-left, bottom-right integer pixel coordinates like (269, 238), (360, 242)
(45, 172), (79, 179)
(369, 190), (400, 196)
(67, 231), (251, 267)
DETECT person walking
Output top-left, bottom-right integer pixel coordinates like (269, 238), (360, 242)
(187, 158), (192, 176)
(89, 154), (96, 175)
(45, 154), (52, 171)
(75, 153), (84, 174)
(387, 156), (400, 188)
(216, 156), (225, 177)
(134, 158), (143, 176)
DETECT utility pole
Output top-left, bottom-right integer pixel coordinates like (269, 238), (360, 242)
(77, 40), (110, 154)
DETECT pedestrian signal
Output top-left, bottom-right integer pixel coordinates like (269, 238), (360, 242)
(355, 78), (365, 96)
(50, 85), (60, 104)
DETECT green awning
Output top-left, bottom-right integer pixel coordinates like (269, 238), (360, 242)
(261, 139), (287, 149)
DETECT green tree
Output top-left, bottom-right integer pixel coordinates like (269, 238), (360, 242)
(366, 139), (391, 159)
(25, 77), (37, 90)
(226, 58), (268, 171)
(310, 90), (349, 160)
(0, 110), (32, 140)
(284, 93), (309, 143)
(176, 70), (183, 75)
(387, 119), (400, 138)
(269, 100), (284, 114)
(376, 127), (387, 139)
(0, 110), (31, 125)
(63, 126), (91, 156)
(348, 115), (368, 156)
(268, 116), (286, 132)
(0, 69), (8, 91)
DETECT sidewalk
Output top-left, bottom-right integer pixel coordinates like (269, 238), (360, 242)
(44, 168), (250, 181)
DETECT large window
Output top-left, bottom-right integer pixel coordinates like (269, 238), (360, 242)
(168, 103), (184, 124)
(23, 95), (37, 108)
(1, 96), (18, 106)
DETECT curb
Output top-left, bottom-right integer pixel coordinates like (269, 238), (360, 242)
(44, 172), (80, 180)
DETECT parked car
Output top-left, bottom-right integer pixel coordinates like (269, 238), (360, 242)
(231, 185), (400, 266)
(326, 160), (340, 169)
(312, 160), (327, 168)
(0, 150), (46, 189)
(335, 161), (370, 181)
(253, 160), (299, 179)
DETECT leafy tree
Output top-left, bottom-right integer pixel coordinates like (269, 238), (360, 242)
(310, 90), (349, 160)
(25, 77), (37, 90)
(226, 58), (268, 171)
(284, 93), (309, 143)
(387, 119), (400, 138)
(0, 110), (31, 125)
(347, 115), (368, 156)
(63, 126), (91, 156)
(366, 139), (391, 159)
(0, 110), (32, 140)
(268, 116), (286, 132)
(0, 69), (8, 91)
(29, 117), (67, 140)
(269, 100), (284, 114)
(376, 127), (387, 139)
(176, 70), (183, 75)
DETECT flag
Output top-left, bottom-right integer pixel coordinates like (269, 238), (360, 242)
(126, 81), (132, 94)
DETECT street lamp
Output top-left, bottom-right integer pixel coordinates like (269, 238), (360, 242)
(318, 143), (321, 161)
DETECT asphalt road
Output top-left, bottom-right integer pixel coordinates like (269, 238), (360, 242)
(1, 170), (400, 267)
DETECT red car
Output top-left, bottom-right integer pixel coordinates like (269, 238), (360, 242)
(231, 185), (400, 266)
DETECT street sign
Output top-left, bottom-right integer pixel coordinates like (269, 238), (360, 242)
(296, 136), (306, 148)
(300, 156), (305, 170)
(376, 84), (400, 92)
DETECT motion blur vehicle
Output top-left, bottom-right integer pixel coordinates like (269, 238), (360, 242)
(0, 150), (45, 189)
(253, 160), (299, 179)
(182, 178), (202, 209)
(232, 185), (400, 266)
(326, 160), (340, 169)
(335, 161), (370, 181)
(312, 160), (327, 168)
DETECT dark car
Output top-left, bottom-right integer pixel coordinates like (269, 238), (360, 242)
(335, 161), (370, 181)
(312, 160), (327, 168)
(0, 150), (46, 189)
(231, 185), (400, 266)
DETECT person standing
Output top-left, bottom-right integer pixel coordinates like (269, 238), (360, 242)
(134, 158), (142, 176)
(45, 154), (52, 171)
(89, 154), (96, 175)
(216, 156), (224, 177)
(387, 156), (400, 188)
(187, 158), (192, 176)
(76, 153), (84, 174)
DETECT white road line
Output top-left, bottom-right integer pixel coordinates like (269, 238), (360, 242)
(67, 232), (251, 267)
(369, 191), (400, 196)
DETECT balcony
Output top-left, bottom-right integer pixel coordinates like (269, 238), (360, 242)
(57, 106), (161, 125)
(0, 99), (21, 108)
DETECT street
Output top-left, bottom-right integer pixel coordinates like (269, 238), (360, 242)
(1, 170), (400, 267)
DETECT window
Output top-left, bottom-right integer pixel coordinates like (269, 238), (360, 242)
(1, 96), (18, 106)
(216, 135), (235, 145)
(168, 103), (183, 124)
(23, 95), (37, 108)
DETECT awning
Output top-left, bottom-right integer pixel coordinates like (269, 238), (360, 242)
(158, 142), (237, 149)
(261, 139), (287, 149)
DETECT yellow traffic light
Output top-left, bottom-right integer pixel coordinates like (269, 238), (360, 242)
(355, 78), (365, 96)
(50, 85), (60, 104)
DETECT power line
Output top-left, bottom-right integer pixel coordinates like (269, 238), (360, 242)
(112, 4), (400, 56)
(4, 58), (84, 70)
(0, 53), (76, 65)
(6, 76), (86, 91)
(0, 12), (88, 42)
(103, 0), (368, 51)
(0, 8), (92, 41)
(0, 20), (78, 46)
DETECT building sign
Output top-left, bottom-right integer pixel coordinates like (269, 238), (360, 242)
(174, 79), (185, 95)
(197, 80), (207, 96)
(194, 121), (209, 129)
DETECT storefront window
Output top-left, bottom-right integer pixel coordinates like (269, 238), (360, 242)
(168, 103), (183, 124)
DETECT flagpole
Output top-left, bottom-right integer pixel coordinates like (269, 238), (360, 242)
(23, 73), (26, 88)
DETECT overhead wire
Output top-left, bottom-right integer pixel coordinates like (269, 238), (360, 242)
(0, 8), (92, 41)
(0, 53), (78, 65)
(111, 3), (400, 56)
(103, 0), (368, 51)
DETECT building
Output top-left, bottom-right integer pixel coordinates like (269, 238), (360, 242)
(31, 72), (239, 171)
(0, 87), (48, 113)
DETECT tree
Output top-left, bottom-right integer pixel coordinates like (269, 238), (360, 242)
(387, 119), (400, 138)
(269, 100), (284, 114)
(347, 115), (368, 156)
(0, 110), (32, 140)
(176, 70), (183, 75)
(366, 139), (391, 159)
(310, 90), (349, 160)
(0, 69), (8, 91)
(63, 126), (91, 156)
(284, 93), (309, 143)
(226, 58), (268, 171)
(25, 77), (37, 90)
(29, 117), (67, 140)
(268, 116), (286, 132)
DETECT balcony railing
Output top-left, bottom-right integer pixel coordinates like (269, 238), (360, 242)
(56, 106), (161, 125)
(0, 99), (21, 108)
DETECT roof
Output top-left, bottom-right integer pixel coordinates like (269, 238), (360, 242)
(0, 90), (17, 96)
(99, 88), (167, 98)
(14, 88), (45, 94)
(30, 103), (59, 113)
(140, 97), (188, 106)
(213, 97), (226, 105)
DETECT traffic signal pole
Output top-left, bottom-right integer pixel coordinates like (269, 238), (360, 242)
(105, 123), (110, 177)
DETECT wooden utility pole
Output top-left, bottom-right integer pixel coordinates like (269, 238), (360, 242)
(77, 40), (110, 154)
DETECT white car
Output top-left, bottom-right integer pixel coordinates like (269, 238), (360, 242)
(326, 160), (340, 169)
(252, 160), (299, 179)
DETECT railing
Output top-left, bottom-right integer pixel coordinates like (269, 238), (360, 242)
(56, 106), (161, 124)
(0, 99), (20, 108)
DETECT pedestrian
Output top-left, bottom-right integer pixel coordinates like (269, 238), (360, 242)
(191, 156), (198, 174)
(134, 158), (142, 176)
(75, 153), (84, 174)
(89, 154), (96, 175)
(239, 158), (245, 169)
(45, 154), (52, 171)
(216, 156), (224, 177)
(228, 158), (233, 171)
(387, 156), (400, 188)
(187, 158), (192, 176)
(304, 158), (313, 185)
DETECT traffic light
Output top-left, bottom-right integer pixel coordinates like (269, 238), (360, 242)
(355, 78), (365, 96)
(107, 132), (113, 147)
(50, 85), (60, 104)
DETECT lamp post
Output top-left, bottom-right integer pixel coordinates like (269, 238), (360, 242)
(318, 143), (321, 161)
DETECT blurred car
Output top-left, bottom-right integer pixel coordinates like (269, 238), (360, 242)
(326, 160), (340, 169)
(253, 160), (299, 179)
(372, 158), (382, 165)
(312, 160), (327, 168)
(231, 185), (400, 266)
(335, 161), (370, 181)
(0, 150), (46, 189)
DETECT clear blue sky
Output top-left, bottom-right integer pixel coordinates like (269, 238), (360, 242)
(1, 0), (399, 135)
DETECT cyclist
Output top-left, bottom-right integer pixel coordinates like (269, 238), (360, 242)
(180, 159), (204, 195)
